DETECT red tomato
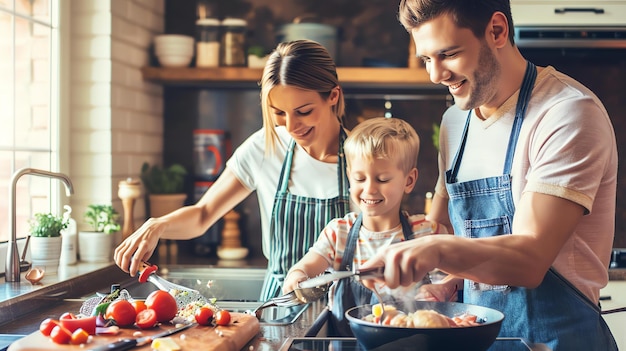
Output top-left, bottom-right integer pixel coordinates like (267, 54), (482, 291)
(50, 325), (72, 344)
(59, 315), (97, 335)
(131, 300), (147, 314)
(145, 290), (178, 323)
(39, 318), (59, 337)
(105, 300), (137, 327)
(135, 308), (158, 329)
(194, 307), (214, 326)
(59, 312), (76, 320)
(70, 328), (89, 345)
(215, 310), (231, 326)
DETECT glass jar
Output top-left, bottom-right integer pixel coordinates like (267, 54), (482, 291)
(196, 18), (221, 67)
(220, 18), (247, 67)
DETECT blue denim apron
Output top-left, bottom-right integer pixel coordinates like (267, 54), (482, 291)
(259, 129), (351, 301)
(327, 212), (414, 337)
(445, 61), (617, 350)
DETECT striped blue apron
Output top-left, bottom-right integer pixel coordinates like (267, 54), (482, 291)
(445, 61), (617, 350)
(259, 129), (350, 301)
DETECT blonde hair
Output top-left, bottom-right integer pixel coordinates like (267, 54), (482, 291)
(344, 117), (421, 174)
(260, 40), (345, 152)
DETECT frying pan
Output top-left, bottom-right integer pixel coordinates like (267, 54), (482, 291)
(345, 301), (504, 351)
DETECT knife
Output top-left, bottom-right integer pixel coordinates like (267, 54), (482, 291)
(88, 322), (196, 351)
(297, 266), (385, 289)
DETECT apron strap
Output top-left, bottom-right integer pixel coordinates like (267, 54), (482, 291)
(340, 212), (414, 272)
(446, 61), (537, 182)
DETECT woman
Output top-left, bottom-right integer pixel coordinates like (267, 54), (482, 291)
(114, 40), (352, 300)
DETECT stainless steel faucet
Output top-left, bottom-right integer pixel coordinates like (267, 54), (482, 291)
(5, 168), (74, 282)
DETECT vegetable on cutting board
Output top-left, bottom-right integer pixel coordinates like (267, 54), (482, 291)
(151, 336), (181, 351)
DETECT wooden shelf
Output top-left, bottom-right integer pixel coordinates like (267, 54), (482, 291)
(140, 66), (439, 90)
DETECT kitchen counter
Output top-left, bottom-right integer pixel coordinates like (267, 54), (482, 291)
(1, 260), (625, 351)
(0, 257), (320, 351)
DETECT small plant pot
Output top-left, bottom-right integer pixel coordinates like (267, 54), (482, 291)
(78, 231), (114, 263)
(30, 236), (62, 274)
(148, 193), (187, 217)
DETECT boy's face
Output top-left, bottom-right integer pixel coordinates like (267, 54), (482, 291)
(348, 156), (417, 232)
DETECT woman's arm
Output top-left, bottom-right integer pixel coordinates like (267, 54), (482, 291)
(114, 167), (253, 276)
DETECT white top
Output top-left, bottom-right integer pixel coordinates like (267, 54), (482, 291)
(227, 126), (345, 258)
(435, 66), (618, 302)
(310, 211), (447, 305)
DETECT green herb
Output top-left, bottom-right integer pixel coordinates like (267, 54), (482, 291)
(29, 212), (68, 238)
(140, 162), (187, 194)
(84, 204), (121, 234)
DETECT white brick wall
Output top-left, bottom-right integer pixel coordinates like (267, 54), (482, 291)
(69, 0), (164, 234)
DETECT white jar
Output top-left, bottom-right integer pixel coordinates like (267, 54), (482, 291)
(196, 18), (221, 67)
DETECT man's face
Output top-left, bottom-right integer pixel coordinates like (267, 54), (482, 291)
(412, 14), (501, 111)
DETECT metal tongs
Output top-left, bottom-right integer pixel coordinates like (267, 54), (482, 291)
(248, 282), (332, 318)
(297, 266), (385, 290)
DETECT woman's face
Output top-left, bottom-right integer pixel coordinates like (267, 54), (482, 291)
(268, 85), (339, 149)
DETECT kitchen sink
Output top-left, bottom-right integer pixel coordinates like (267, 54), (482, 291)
(111, 266), (311, 325)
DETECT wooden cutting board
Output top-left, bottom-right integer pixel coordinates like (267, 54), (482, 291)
(8, 312), (259, 351)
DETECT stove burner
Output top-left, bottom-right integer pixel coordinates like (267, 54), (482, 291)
(279, 337), (551, 351)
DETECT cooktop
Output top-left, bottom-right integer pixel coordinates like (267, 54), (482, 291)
(279, 337), (551, 351)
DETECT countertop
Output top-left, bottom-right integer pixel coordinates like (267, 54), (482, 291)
(1, 258), (625, 351)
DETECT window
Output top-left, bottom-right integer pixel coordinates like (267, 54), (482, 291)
(0, 0), (60, 243)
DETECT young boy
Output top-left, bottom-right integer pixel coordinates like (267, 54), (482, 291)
(282, 117), (447, 336)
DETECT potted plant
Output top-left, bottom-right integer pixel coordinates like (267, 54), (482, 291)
(29, 212), (68, 274)
(78, 204), (121, 263)
(140, 162), (188, 218)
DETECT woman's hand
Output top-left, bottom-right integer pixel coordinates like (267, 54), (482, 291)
(114, 218), (165, 277)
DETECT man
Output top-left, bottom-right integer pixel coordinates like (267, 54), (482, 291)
(361, 1), (618, 349)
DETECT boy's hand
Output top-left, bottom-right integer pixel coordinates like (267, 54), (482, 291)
(282, 269), (309, 294)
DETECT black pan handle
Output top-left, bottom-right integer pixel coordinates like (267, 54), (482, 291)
(554, 7), (605, 15)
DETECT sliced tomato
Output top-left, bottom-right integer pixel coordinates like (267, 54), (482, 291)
(215, 309), (231, 326)
(105, 300), (137, 327)
(194, 307), (214, 326)
(60, 315), (97, 335)
(145, 290), (178, 323)
(135, 308), (158, 329)
(138, 263), (158, 283)
(59, 312), (76, 320)
(70, 328), (90, 345)
(50, 324), (72, 344)
(39, 318), (60, 337)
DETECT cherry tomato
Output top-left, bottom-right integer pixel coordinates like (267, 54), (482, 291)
(215, 309), (231, 326)
(145, 290), (178, 323)
(59, 312), (76, 320)
(70, 328), (89, 345)
(39, 318), (60, 337)
(50, 324), (72, 344)
(105, 300), (137, 327)
(135, 308), (158, 329)
(60, 315), (97, 335)
(131, 300), (147, 314)
(194, 307), (214, 326)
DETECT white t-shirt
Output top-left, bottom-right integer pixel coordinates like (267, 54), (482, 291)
(310, 211), (447, 305)
(227, 126), (347, 258)
(435, 66), (617, 302)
